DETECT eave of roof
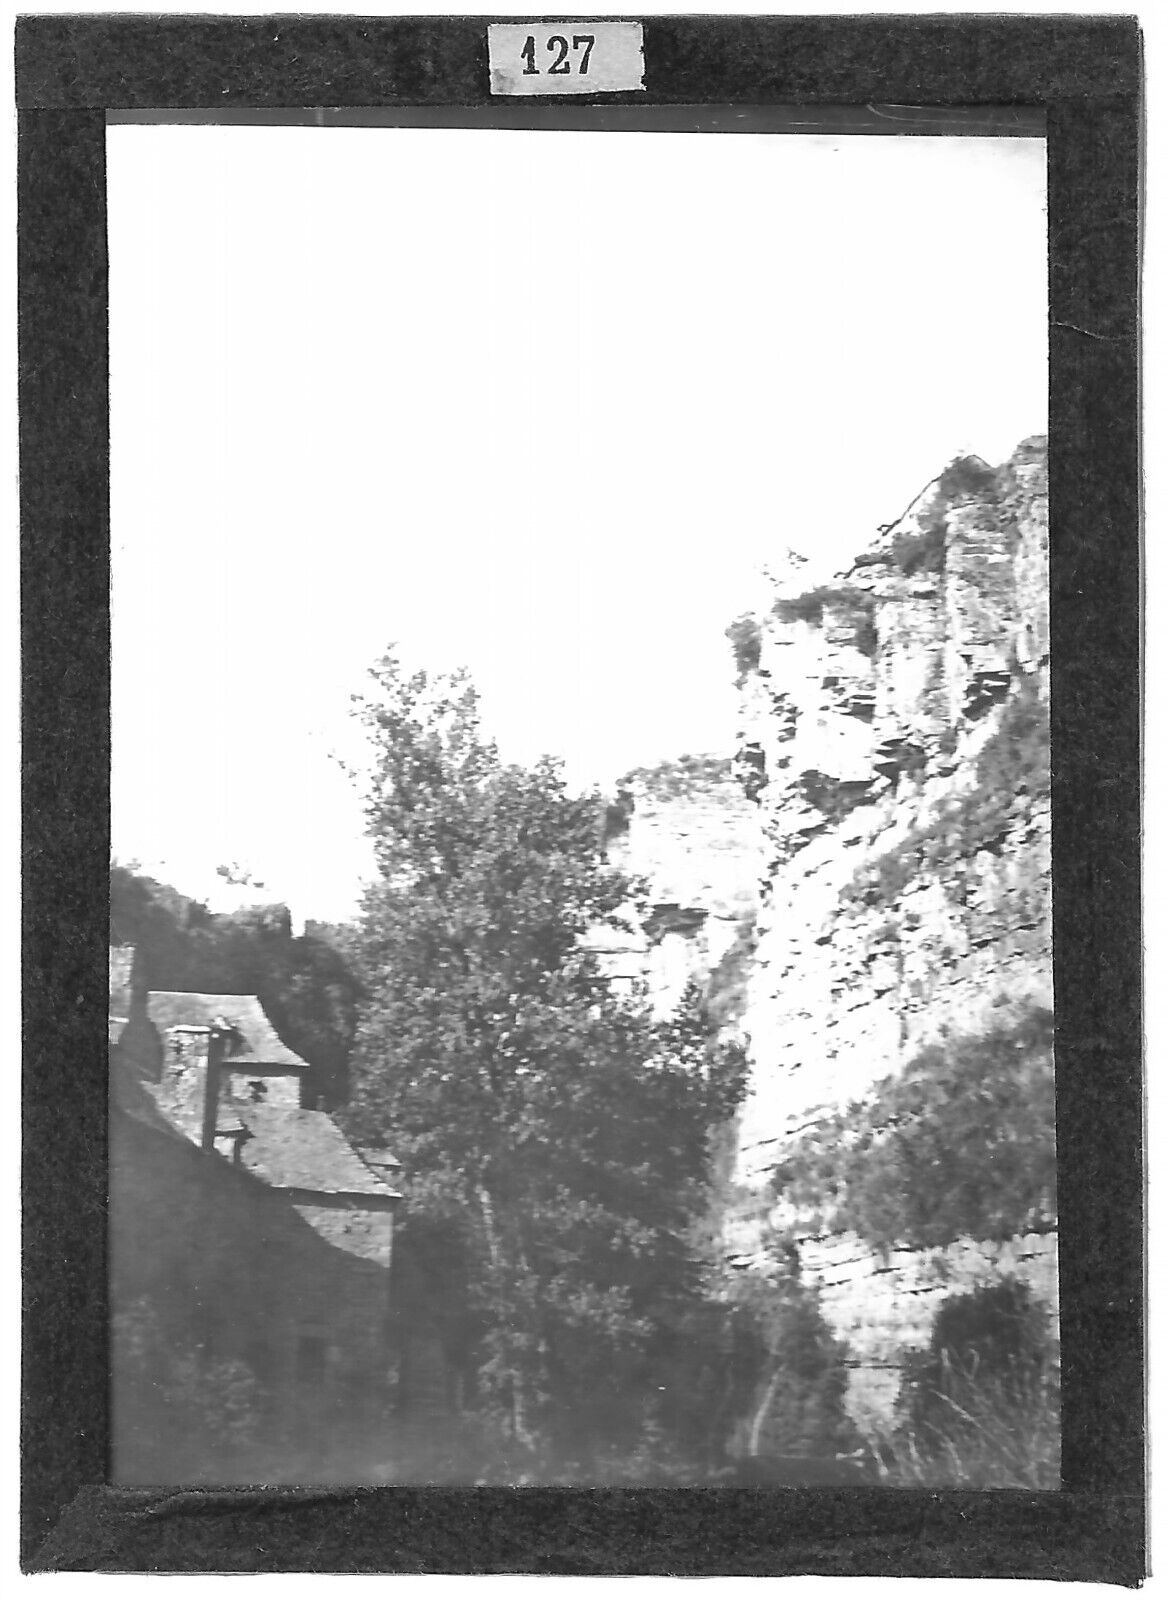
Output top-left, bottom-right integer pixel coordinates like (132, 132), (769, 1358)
(235, 1106), (400, 1198)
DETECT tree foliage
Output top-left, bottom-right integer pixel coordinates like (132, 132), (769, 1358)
(341, 652), (749, 1474)
(720, 1263), (863, 1470)
(112, 1298), (270, 1485)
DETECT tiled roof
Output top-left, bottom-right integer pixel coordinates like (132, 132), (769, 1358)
(236, 1106), (400, 1197)
(146, 992), (307, 1070)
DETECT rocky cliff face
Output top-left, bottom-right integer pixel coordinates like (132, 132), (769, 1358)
(592, 755), (764, 1023)
(733, 440), (1051, 1179)
(730, 437), (1056, 1427)
(607, 438), (1057, 1431)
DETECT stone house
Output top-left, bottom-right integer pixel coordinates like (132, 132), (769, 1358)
(109, 945), (402, 1483)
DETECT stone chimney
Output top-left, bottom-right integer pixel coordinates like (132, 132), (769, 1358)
(201, 1025), (229, 1153)
(108, 945), (140, 1020)
(154, 1022), (234, 1147)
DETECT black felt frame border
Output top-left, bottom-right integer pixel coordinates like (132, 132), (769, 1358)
(17, 11), (1144, 1578)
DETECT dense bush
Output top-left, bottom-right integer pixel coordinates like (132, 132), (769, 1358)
(112, 1299), (271, 1484)
(772, 583), (870, 628)
(620, 752), (735, 801)
(888, 522), (947, 577)
(974, 668), (1049, 796)
(882, 1278), (1060, 1488)
(771, 585), (879, 659)
(725, 613), (763, 684)
(770, 1009), (1057, 1250)
(601, 786), (635, 844)
(937, 454), (999, 503)
(881, 455), (1001, 579)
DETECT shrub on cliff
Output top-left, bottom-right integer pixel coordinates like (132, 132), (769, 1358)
(771, 585), (879, 658)
(770, 1008), (1057, 1251)
(725, 613), (763, 684)
(601, 785), (634, 844)
(938, 454), (999, 503)
(888, 521), (946, 577)
(620, 752), (735, 801)
(883, 455), (1001, 578)
(975, 668), (1049, 797)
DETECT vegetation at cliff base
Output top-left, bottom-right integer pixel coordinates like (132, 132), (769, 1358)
(880, 1278), (1060, 1489)
(719, 1262), (864, 1473)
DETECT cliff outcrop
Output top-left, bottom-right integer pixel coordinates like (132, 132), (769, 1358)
(593, 754), (764, 1023)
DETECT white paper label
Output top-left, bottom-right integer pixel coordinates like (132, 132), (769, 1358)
(488, 22), (645, 95)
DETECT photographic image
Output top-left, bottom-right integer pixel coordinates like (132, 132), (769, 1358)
(106, 118), (1056, 1488)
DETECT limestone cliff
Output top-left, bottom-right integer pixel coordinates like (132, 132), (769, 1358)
(605, 438), (1057, 1433)
(734, 440), (1051, 1175)
(725, 437), (1056, 1427)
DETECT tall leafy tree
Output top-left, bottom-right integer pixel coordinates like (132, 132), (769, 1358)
(341, 652), (748, 1473)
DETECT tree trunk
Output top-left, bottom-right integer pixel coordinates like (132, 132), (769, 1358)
(476, 1182), (536, 1453)
(477, 1182), (501, 1272)
(749, 1364), (780, 1458)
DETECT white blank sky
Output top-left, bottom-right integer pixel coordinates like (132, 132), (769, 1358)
(108, 126), (1047, 923)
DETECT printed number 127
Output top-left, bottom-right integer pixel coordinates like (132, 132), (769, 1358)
(520, 33), (596, 76)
